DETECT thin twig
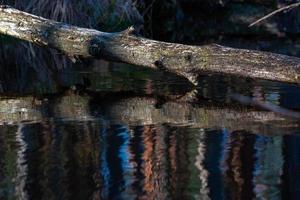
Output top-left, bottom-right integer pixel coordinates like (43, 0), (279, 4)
(249, 2), (300, 27)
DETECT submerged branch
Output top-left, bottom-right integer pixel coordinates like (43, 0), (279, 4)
(1, 6), (300, 84)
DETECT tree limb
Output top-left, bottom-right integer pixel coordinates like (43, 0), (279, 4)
(1, 6), (300, 84)
(249, 2), (300, 27)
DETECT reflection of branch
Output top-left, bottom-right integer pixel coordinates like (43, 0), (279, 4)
(249, 2), (300, 27)
(231, 93), (300, 119)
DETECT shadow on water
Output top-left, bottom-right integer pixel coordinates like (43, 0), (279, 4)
(1, 63), (300, 199)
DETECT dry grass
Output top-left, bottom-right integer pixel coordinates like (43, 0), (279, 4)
(0, 0), (143, 92)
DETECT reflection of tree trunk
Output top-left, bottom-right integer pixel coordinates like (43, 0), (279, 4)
(168, 127), (182, 198)
(116, 125), (135, 199)
(226, 133), (243, 199)
(99, 123), (110, 199)
(81, 121), (102, 199)
(15, 123), (28, 200)
(166, 126), (190, 199)
(224, 131), (255, 200)
(141, 125), (155, 199)
(168, 128), (178, 197)
(2, 6), (300, 84)
(99, 124), (135, 199)
(127, 126), (145, 198)
(281, 135), (300, 199)
(195, 129), (210, 200)
(39, 120), (60, 200)
(139, 125), (172, 199)
(151, 125), (169, 199)
(253, 136), (283, 199)
(58, 122), (101, 199)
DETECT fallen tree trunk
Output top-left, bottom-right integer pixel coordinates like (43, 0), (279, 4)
(1, 6), (300, 84)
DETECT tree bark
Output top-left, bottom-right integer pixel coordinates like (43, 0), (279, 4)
(1, 6), (300, 84)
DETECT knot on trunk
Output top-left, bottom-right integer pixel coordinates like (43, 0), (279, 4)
(89, 38), (104, 58)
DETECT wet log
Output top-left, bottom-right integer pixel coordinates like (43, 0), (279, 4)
(1, 6), (300, 84)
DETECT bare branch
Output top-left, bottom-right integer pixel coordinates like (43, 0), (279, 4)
(249, 2), (300, 27)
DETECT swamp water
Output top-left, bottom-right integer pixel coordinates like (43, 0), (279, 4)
(0, 64), (300, 200)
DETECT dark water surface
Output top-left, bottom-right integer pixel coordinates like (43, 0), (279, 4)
(1, 66), (300, 200)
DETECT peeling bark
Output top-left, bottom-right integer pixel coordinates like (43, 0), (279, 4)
(1, 6), (300, 84)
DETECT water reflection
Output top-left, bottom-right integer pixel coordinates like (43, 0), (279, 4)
(15, 124), (28, 200)
(253, 136), (283, 199)
(1, 121), (300, 199)
(1, 64), (300, 199)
